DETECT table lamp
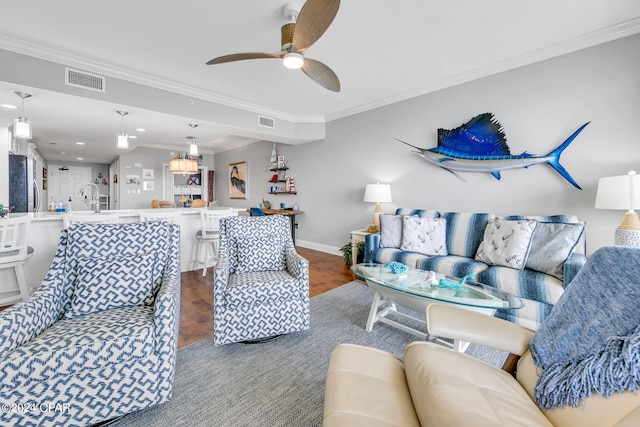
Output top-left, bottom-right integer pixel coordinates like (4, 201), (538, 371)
(364, 182), (392, 232)
(595, 170), (640, 247)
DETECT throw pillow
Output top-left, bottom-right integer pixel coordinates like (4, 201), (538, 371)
(379, 215), (403, 248)
(400, 216), (447, 256)
(64, 252), (156, 319)
(526, 222), (585, 279)
(475, 219), (538, 270)
(235, 234), (285, 273)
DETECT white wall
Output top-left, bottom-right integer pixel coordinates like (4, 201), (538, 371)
(215, 34), (640, 255)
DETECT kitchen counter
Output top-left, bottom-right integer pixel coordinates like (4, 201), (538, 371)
(1, 207), (245, 294)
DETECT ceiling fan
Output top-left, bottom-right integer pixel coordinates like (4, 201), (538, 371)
(206, 0), (341, 92)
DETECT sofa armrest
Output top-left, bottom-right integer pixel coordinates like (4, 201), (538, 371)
(563, 252), (586, 288)
(364, 232), (381, 263)
(427, 305), (535, 356)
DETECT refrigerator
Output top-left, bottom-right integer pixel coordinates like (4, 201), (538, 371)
(9, 154), (40, 213)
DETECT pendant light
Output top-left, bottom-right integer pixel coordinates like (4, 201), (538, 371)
(170, 124), (199, 174)
(116, 110), (129, 149)
(14, 91), (32, 140)
(188, 123), (198, 156)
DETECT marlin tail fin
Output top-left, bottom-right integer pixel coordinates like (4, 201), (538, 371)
(545, 122), (590, 190)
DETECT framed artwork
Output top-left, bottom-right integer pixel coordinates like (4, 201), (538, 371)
(43, 179), (47, 190)
(143, 181), (154, 191)
(142, 168), (154, 179)
(229, 161), (247, 199)
(43, 167), (47, 179)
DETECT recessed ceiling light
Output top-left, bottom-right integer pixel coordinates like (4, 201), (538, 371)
(50, 142), (57, 145)
(129, 135), (138, 139)
(76, 141), (85, 145)
(60, 151), (66, 155)
(77, 157), (83, 160)
(1, 104), (18, 109)
(136, 128), (146, 132)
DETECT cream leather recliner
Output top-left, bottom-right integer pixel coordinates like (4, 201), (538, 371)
(324, 304), (640, 426)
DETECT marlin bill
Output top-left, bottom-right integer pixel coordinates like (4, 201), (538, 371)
(396, 113), (589, 189)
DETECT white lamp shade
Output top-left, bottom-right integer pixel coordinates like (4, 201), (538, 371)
(14, 117), (32, 140)
(117, 132), (129, 149)
(189, 142), (198, 156)
(169, 157), (198, 174)
(595, 172), (640, 211)
(364, 183), (392, 203)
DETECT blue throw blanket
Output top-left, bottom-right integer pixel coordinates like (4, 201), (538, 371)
(529, 245), (640, 409)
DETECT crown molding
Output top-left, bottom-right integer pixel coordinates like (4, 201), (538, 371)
(0, 34), (325, 125)
(325, 18), (640, 122)
(2, 17), (639, 126)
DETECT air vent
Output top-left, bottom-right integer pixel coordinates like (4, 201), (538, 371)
(65, 68), (106, 93)
(258, 115), (275, 129)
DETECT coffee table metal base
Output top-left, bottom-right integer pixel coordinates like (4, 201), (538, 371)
(365, 280), (495, 352)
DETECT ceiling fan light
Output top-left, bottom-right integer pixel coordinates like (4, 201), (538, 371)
(117, 131), (129, 149)
(14, 117), (32, 140)
(283, 52), (304, 69)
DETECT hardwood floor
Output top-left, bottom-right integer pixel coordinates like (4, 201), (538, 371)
(178, 247), (354, 348)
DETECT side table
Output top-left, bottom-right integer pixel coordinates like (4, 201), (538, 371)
(350, 229), (373, 264)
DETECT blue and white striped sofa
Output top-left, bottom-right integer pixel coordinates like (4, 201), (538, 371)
(364, 209), (586, 330)
(0, 221), (180, 427)
(213, 215), (310, 345)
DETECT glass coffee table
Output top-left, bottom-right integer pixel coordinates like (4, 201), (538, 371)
(351, 263), (523, 351)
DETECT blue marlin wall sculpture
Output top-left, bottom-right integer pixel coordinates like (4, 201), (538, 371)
(396, 113), (589, 189)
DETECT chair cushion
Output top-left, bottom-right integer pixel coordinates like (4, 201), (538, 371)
(401, 216), (447, 256)
(64, 222), (171, 313)
(0, 305), (155, 391)
(475, 219), (538, 270)
(64, 252), (157, 319)
(235, 235), (285, 273)
(404, 341), (552, 426)
(225, 270), (301, 307)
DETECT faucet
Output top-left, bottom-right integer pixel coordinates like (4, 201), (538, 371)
(79, 183), (101, 213)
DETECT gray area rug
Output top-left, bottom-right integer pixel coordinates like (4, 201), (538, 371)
(108, 281), (505, 427)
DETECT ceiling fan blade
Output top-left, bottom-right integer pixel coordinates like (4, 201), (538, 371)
(292, 0), (340, 52)
(302, 58), (340, 92)
(206, 52), (284, 65)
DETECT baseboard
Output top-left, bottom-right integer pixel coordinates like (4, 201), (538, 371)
(296, 239), (342, 257)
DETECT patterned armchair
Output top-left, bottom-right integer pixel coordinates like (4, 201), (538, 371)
(0, 221), (180, 426)
(213, 215), (309, 345)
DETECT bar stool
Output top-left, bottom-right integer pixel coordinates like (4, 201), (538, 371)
(63, 213), (119, 229)
(194, 209), (236, 276)
(0, 215), (33, 306)
(139, 210), (180, 224)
